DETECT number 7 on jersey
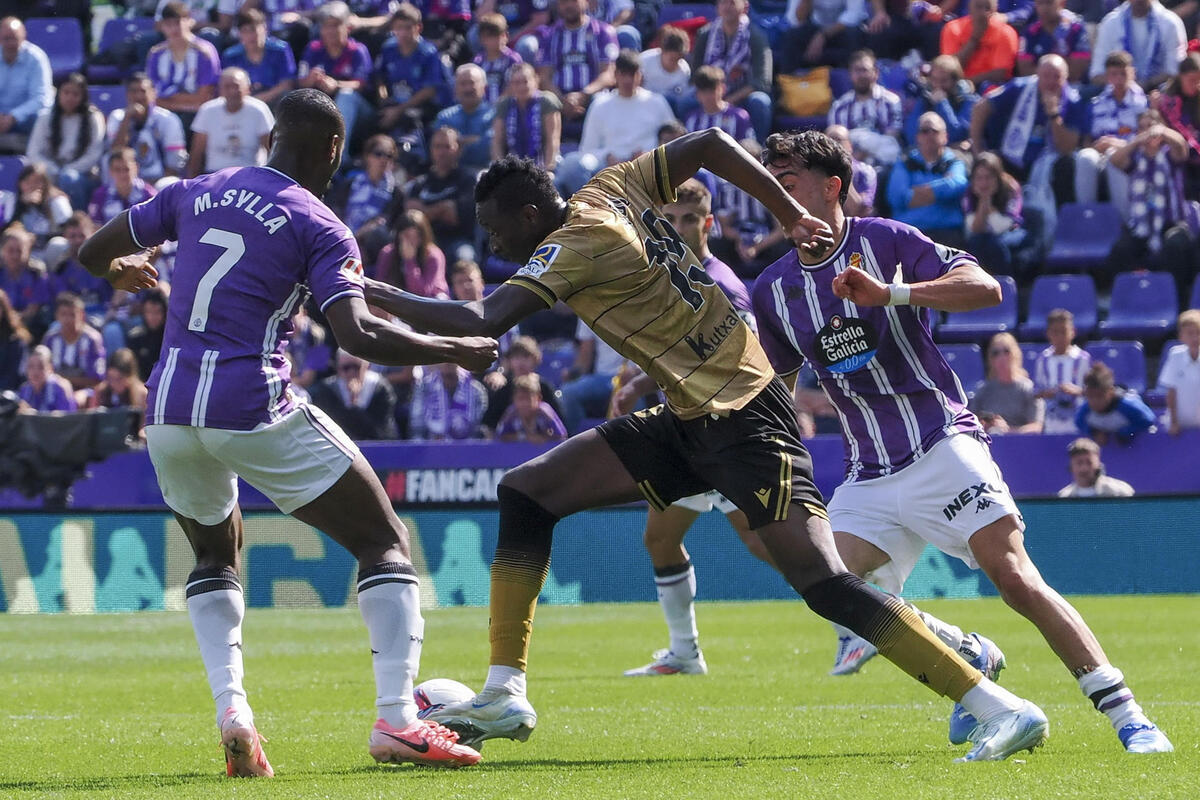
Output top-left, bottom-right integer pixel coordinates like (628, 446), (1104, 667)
(189, 228), (246, 332)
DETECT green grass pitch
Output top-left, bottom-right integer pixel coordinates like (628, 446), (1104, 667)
(0, 595), (1193, 800)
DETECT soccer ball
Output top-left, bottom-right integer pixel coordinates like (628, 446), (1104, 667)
(413, 678), (475, 720)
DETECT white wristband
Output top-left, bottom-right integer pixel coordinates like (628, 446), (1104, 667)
(886, 283), (911, 306)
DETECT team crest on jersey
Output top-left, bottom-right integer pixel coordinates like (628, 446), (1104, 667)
(815, 314), (878, 374)
(517, 244), (561, 279)
(848, 252), (863, 269)
(339, 256), (364, 286)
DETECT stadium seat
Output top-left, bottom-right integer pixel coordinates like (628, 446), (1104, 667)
(90, 86), (125, 119)
(1097, 272), (1178, 340)
(935, 274), (1018, 343)
(1144, 339), (1180, 407)
(1019, 341), (1044, 371)
(1190, 275), (1200, 310)
(1018, 274), (1098, 339)
(25, 18), (85, 82)
(876, 60), (909, 95)
(937, 343), (984, 395)
(1086, 340), (1147, 395)
(537, 343), (577, 388)
(657, 3), (712, 27)
(0, 155), (26, 194)
(1043, 203), (1123, 273)
(89, 17), (157, 84)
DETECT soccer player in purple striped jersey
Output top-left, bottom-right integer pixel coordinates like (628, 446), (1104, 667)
(78, 89), (492, 775)
(751, 129), (1171, 756)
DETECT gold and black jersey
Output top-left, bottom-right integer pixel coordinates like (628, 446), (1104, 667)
(505, 147), (775, 420)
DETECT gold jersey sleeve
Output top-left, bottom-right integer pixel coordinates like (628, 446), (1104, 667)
(505, 147), (775, 419)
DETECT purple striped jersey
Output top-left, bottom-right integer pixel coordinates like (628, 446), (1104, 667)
(683, 106), (753, 142)
(537, 17), (619, 94)
(128, 166), (365, 431)
(752, 217), (983, 482)
(1033, 344), (1090, 433)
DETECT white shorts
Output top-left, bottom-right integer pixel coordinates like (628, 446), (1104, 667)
(672, 490), (738, 515)
(828, 433), (1023, 593)
(145, 404), (359, 525)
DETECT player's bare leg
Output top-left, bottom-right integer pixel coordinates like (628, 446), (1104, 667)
(970, 516), (1172, 753)
(290, 453), (480, 767)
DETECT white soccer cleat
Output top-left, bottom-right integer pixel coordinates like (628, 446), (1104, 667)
(623, 648), (708, 677)
(1119, 723), (1174, 754)
(829, 634), (878, 676)
(425, 689), (538, 749)
(949, 632), (1008, 744)
(955, 700), (1049, 762)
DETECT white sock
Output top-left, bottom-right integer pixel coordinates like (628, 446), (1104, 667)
(1078, 665), (1148, 730)
(909, 605), (976, 659)
(484, 664), (527, 696)
(357, 563), (423, 729)
(960, 678), (1025, 723)
(655, 562), (698, 657)
(185, 567), (252, 728)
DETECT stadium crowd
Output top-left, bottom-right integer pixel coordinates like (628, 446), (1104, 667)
(0, 0), (1198, 444)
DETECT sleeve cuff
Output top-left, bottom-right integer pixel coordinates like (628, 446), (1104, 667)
(128, 211), (145, 249)
(318, 288), (363, 313)
(506, 276), (556, 307)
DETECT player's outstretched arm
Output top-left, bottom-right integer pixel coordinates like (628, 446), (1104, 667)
(78, 210), (159, 292)
(326, 295), (498, 371)
(832, 262), (1002, 312)
(661, 127), (834, 256)
(363, 277), (546, 339)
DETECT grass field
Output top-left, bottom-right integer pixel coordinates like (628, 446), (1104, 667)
(0, 595), (1194, 800)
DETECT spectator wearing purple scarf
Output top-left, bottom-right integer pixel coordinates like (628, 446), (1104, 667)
(409, 362), (488, 440)
(492, 62), (562, 168)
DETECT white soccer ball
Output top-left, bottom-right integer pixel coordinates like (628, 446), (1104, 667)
(413, 678), (475, 720)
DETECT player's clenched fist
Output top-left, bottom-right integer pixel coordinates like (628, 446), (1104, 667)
(831, 264), (891, 307)
(450, 337), (499, 372)
(106, 247), (159, 292)
(789, 211), (835, 257)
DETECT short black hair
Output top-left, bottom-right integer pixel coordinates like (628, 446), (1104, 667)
(761, 130), (852, 204)
(475, 155), (559, 208)
(615, 49), (640, 75)
(275, 88), (344, 139)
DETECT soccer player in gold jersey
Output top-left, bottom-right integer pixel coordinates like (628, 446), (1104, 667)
(364, 127), (1046, 761)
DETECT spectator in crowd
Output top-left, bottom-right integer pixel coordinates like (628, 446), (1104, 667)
(408, 0), (472, 64)
(187, 67), (274, 176)
(18, 344), (75, 413)
(862, 0), (943, 62)
(246, 0), (322, 63)
(475, 0), (549, 60)
(89, 148), (157, 228)
(828, 49), (902, 166)
(125, 287), (167, 381)
(536, 0), (619, 128)
(1155, 53), (1200, 191)
(713, 140), (783, 271)
(375, 3), (452, 134)
(473, 13), (524, 104)
(285, 303), (331, 389)
(491, 61), (561, 168)
(408, 361), (487, 440)
(1016, 0), (1090, 82)
(299, 1), (374, 158)
(310, 349), (398, 440)
(1058, 437), (1135, 497)
(48, 213), (112, 317)
(971, 332), (1044, 433)
(106, 72), (188, 185)
(903, 55), (978, 148)
(1160, 309), (1200, 435)
(940, 0), (1019, 88)
(689, 0), (772, 141)
(1075, 51), (1146, 217)
(495, 372), (567, 442)
(779, 0), (868, 73)
(887, 111), (968, 246)
(327, 133), (404, 262)
(373, 208), (449, 299)
(1077, 361), (1156, 443)
(435, 63), (496, 172)
(825, 123), (876, 215)
(0, 287), (29, 391)
(25, 73), (106, 210)
(663, 178), (752, 314)
(560, 316), (624, 433)
(639, 25), (691, 113)
(44, 292), (105, 396)
(481, 334), (563, 430)
(1034, 308), (1091, 434)
(147, 2), (221, 124)
(1104, 108), (1198, 291)
(962, 151), (1031, 276)
(221, 7), (298, 106)
(86, 347), (148, 415)
(684, 65), (753, 141)
(0, 17), (52, 154)
(405, 127), (480, 262)
(11, 163), (72, 260)
(0, 226), (49, 337)
(1090, 0), (1186, 90)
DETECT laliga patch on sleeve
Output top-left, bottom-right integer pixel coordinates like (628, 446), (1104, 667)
(516, 243), (561, 279)
(339, 255), (364, 285)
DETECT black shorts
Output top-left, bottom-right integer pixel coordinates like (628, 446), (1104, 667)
(596, 377), (827, 530)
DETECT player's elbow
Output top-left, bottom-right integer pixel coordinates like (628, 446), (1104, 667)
(982, 274), (1003, 307)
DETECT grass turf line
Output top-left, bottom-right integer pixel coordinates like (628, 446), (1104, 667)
(0, 596), (1193, 800)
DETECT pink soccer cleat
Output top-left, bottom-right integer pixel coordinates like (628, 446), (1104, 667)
(220, 709), (274, 778)
(369, 718), (482, 768)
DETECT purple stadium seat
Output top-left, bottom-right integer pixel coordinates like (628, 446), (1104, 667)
(90, 86), (125, 119)
(537, 343), (577, 388)
(1018, 274), (1098, 339)
(876, 60), (909, 94)
(937, 343), (984, 395)
(25, 18), (84, 82)
(1085, 340), (1147, 395)
(1144, 338), (1180, 407)
(1044, 203), (1123, 273)
(1097, 271), (1178, 340)
(935, 274), (1018, 343)
(89, 17), (158, 84)
(1190, 275), (1200, 310)
(1019, 341), (1044, 372)
(657, 3), (712, 27)
(0, 155), (26, 194)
